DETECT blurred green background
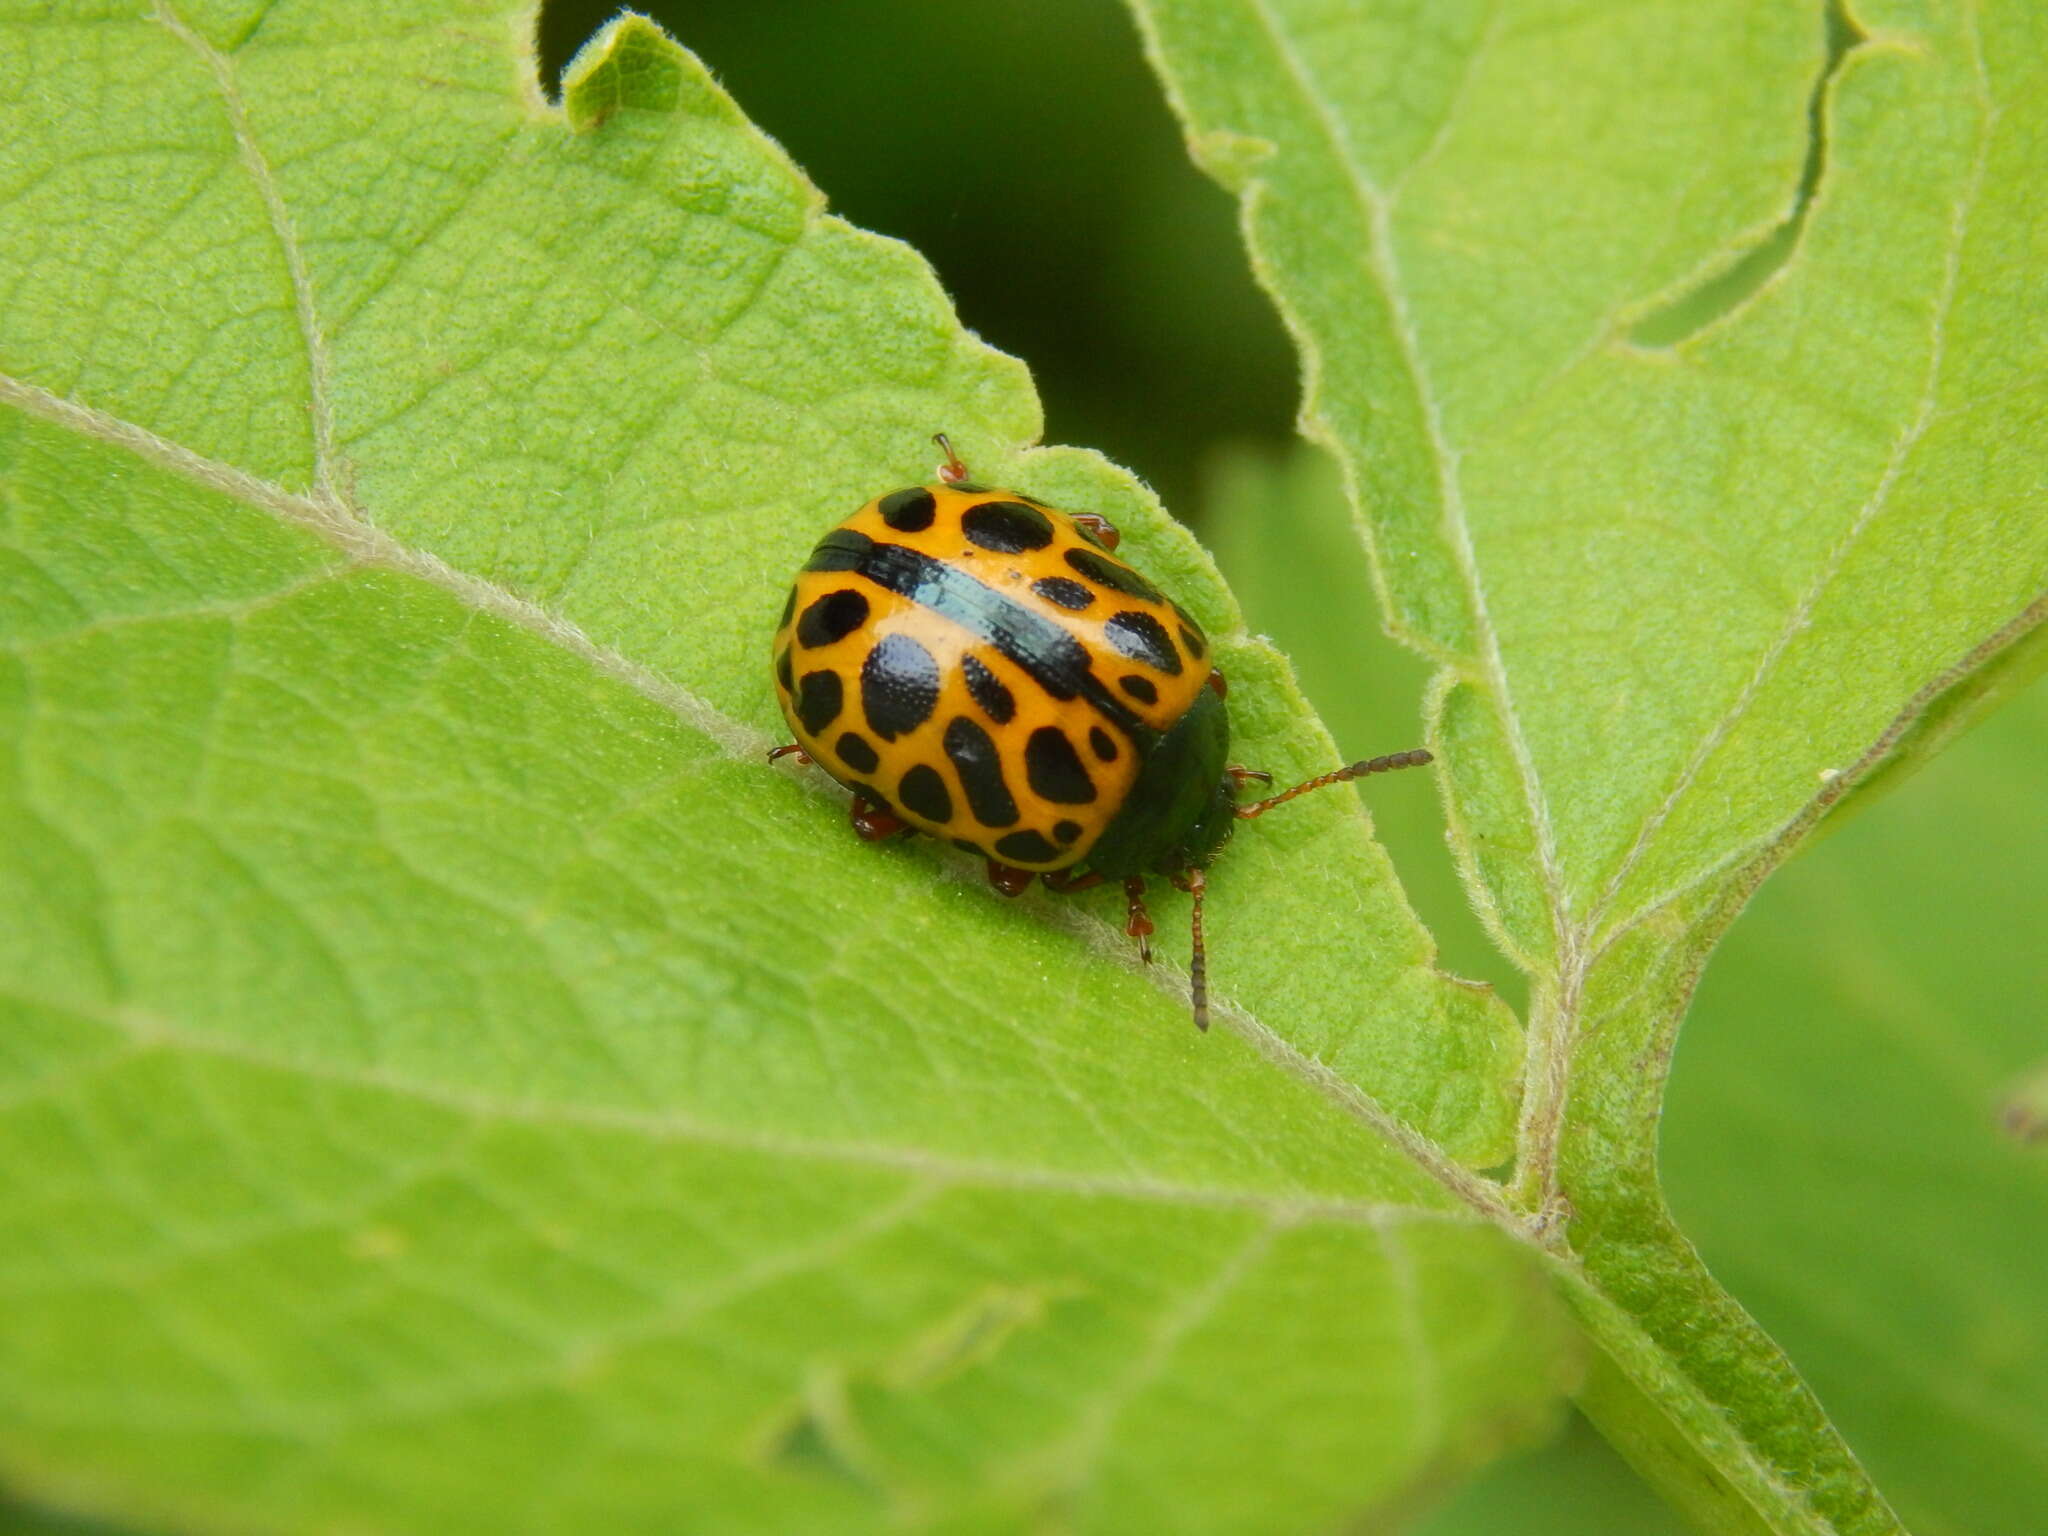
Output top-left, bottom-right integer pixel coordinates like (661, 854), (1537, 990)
(520, 5), (2047, 1534)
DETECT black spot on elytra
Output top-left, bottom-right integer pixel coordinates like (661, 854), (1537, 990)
(944, 716), (1018, 827)
(1054, 819), (1081, 844)
(795, 670), (843, 734)
(1119, 675), (1158, 706)
(878, 486), (937, 532)
(1031, 576), (1093, 611)
(994, 829), (1060, 863)
(1065, 547), (1159, 600)
(805, 527), (874, 572)
(835, 731), (879, 773)
(860, 632), (940, 741)
(962, 500), (1054, 553)
(1173, 602), (1208, 659)
(1024, 727), (1096, 804)
(962, 654), (1015, 724)
(779, 588), (797, 628)
(1088, 726), (1118, 762)
(898, 762), (953, 824)
(797, 589), (869, 648)
(1104, 610), (1183, 675)
(775, 646), (794, 695)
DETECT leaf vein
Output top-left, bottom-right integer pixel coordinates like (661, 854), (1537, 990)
(0, 368), (1530, 1235)
(1584, 7), (1999, 946)
(1044, 1217), (1279, 1496)
(153, 0), (341, 494)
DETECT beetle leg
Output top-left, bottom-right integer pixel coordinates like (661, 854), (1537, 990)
(985, 860), (1035, 898)
(1207, 668), (1228, 699)
(1042, 868), (1106, 894)
(933, 431), (970, 484)
(1227, 766), (1272, 787)
(767, 743), (811, 765)
(1168, 868), (1210, 1031)
(1123, 877), (1154, 963)
(850, 794), (907, 842)
(1069, 512), (1121, 551)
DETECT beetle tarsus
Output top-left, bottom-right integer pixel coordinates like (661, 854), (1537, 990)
(1043, 869), (1105, 894)
(1070, 512), (1121, 551)
(850, 795), (907, 842)
(932, 431), (969, 484)
(1170, 868), (1210, 1031)
(985, 860), (1035, 898)
(1122, 877), (1154, 963)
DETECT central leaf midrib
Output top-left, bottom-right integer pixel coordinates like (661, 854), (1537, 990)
(0, 371), (1523, 1234)
(11, 0), (1543, 1247)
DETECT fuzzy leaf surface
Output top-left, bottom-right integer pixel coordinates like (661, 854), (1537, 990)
(0, 5), (1570, 1531)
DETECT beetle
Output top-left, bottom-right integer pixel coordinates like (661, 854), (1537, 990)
(770, 435), (1429, 1028)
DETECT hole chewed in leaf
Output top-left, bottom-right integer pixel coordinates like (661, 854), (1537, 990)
(533, 0), (634, 103)
(1630, 0), (1866, 347)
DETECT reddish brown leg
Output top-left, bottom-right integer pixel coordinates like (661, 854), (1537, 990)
(933, 431), (969, 484)
(1234, 750), (1433, 820)
(1227, 766), (1272, 788)
(767, 743), (811, 765)
(849, 794), (907, 842)
(1042, 868), (1106, 894)
(1122, 877), (1155, 963)
(1168, 868), (1210, 1031)
(1207, 668), (1228, 699)
(1070, 512), (1121, 551)
(985, 860), (1035, 898)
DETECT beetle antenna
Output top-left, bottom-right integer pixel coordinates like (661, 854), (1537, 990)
(1233, 749), (1432, 820)
(932, 432), (969, 484)
(1186, 867), (1209, 1032)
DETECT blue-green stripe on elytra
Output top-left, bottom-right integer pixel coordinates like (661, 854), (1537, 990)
(806, 529), (1155, 748)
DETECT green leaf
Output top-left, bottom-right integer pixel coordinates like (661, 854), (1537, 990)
(1127, 0), (2047, 1531)
(1199, 442), (1514, 1000)
(0, 7), (1573, 1531)
(1201, 442), (2048, 1534)
(1663, 676), (2048, 1536)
